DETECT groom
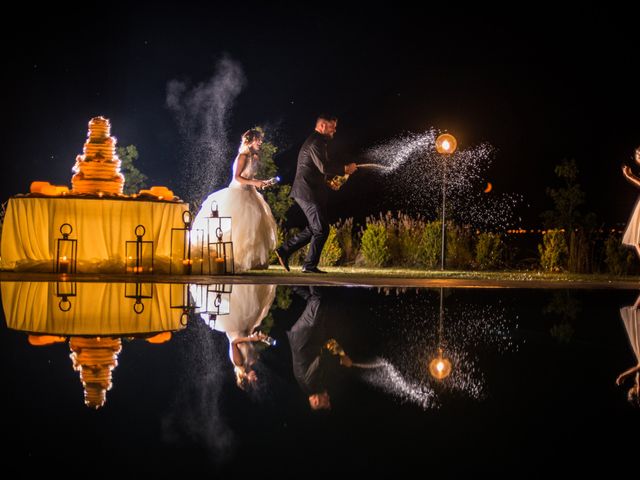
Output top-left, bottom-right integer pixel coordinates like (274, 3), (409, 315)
(275, 114), (357, 273)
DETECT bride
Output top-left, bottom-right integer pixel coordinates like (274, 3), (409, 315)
(193, 129), (278, 272)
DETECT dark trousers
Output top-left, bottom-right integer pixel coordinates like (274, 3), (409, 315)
(281, 198), (329, 269)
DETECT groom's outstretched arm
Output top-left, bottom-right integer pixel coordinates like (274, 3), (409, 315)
(308, 141), (344, 177)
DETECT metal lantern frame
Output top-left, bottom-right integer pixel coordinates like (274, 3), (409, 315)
(170, 210), (204, 275)
(125, 224), (154, 274)
(207, 216), (234, 275)
(203, 283), (232, 329)
(55, 280), (77, 312)
(170, 283), (200, 327)
(124, 282), (153, 314)
(55, 223), (77, 274)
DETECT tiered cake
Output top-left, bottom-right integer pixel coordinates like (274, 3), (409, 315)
(71, 116), (125, 194)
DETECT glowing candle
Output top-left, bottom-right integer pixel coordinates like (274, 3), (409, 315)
(215, 257), (225, 274)
(58, 256), (70, 274)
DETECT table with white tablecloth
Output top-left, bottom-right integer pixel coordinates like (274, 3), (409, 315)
(0, 196), (189, 273)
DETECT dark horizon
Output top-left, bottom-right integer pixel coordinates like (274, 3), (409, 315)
(3, 4), (639, 227)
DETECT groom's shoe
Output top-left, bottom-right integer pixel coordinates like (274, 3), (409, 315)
(275, 248), (290, 272)
(301, 266), (327, 274)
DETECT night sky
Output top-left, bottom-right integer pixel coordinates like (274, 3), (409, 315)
(4, 4), (639, 227)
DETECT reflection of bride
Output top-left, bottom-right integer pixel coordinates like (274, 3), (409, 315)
(192, 129), (277, 273)
(617, 295), (640, 407)
(201, 284), (276, 390)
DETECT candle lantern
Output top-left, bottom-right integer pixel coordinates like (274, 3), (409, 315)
(203, 283), (232, 328)
(55, 281), (77, 312)
(207, 216), (234, 275)
(170, 283), (200, 326)
(125, 224), (154, 274)
(55, 223), (77, 274)
(124, 282), (153, 314)
(170, 210), (204, 275)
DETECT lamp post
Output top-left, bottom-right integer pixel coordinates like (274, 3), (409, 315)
(435, 133), (457, 270)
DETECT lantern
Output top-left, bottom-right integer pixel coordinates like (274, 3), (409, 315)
(125, 224), (154, 274)
(170, 211), (204, 275)
(124, 282), (153, 314)
(55, 223), (77, 274)
(55, 281), (77, 312)
(207, 217), (234, 275)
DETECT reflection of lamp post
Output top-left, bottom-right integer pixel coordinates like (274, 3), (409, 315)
(429, 287), (452, 380)
(435, 133), (457, 270)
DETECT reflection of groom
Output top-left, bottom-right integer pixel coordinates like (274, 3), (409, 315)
(288, 287), (352, 410)
(276, 114), (357, 274)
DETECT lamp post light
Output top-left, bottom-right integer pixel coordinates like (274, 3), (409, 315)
(435, 133), (457, 270)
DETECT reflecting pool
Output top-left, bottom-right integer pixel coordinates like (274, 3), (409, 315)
(0, 281), (637, 474)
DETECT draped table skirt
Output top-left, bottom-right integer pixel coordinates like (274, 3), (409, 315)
(0, 197), (189, 273)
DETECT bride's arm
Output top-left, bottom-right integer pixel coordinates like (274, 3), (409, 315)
(234, 153), (266, 188)
(622, 165), (640, 188)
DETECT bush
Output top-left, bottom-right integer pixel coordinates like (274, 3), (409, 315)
(360, 217), (391, 267)
(475, 232), (504, 270)
(420, 220), (442, 269)
(538, 229), (568, 272)
(334, 217), (356, 265)
(446, 223), (473, 269)
(604, 232), (635, 276)
(319, 225), (342, 267)
(567, 229), (591, 273)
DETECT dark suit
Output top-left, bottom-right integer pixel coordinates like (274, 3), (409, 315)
(282, 131), (344, 269)
(287, 287), (340, 395)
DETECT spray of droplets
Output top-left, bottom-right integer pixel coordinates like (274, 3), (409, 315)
(166, 55), (245, 206)
(356, 357), (437, 410)
(362, 129), (521, 230)
(356, 288), (519, 407)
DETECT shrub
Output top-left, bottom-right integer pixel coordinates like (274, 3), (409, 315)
(604, 232), (635, 276)
(319, 225), (342, 266)
(475, 232), (504, 270)
(360, 217), (391, 267)
(334, 217), (356, 265)
(538, 229), (568, 272)
(446, 223), (473, 269)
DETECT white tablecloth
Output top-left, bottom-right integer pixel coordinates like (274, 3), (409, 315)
(0, 197), (189, 273)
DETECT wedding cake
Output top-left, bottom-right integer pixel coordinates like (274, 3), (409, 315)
(69, 337), (122, 409)
(71, 116), (125, 195)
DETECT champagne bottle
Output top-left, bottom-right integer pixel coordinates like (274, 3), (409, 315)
(327, 174), (350, 191)
(263, 176), (280, 188)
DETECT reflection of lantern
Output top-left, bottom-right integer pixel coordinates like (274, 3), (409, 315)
(56, 281), (77, 312)
(207, 217), (234, 275)
(170, 211), (204, 275)
(125, 224), (154, 274)
(55, 223), (77, 274)
(124, 282), (153, 314)
(170, 283), (199, 326)
(200, 283), (232, 328)
(210, 200), (219, 218)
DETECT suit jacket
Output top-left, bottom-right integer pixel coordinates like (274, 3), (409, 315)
(290, 131), (344, 205)
(287, 287), (342, 395)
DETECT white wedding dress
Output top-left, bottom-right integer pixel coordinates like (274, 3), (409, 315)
(193, 151), (278, 273)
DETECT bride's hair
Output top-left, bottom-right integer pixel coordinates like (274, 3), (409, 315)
(239, 128), (264, 154)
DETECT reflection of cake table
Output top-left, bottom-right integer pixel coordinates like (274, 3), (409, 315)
(1, 281), (186, 408)
(0, 196), (187, 272)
